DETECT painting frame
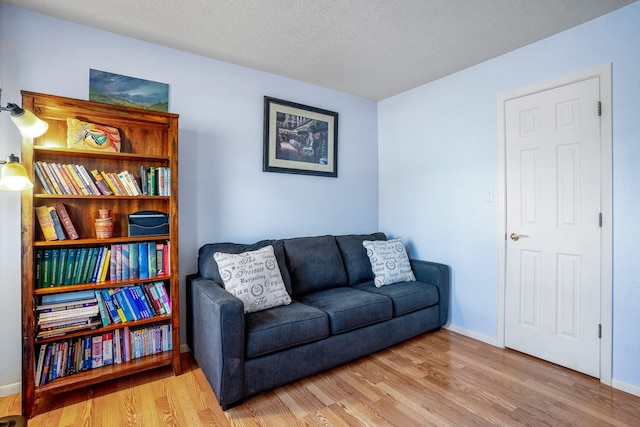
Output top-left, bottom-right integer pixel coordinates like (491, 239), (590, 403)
(263, 96), (338, 177)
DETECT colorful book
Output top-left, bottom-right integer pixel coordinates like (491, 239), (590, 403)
(57, 249), (68, 287)
(90, 169), (113, 195)
(102, 332), (113, 366)
(64, 249), (77, 285)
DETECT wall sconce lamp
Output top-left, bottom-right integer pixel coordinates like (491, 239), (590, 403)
(0, 89), (49, 191)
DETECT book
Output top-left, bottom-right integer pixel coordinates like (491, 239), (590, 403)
(102, 332), (113, 366)
(57, 249), (68, 287)
(121, 244), (130, 281)
(155, 243), (165, 275)
(115, 244), (123, 281)
(91, 335), (103, 368)
(106, 289), (127, 323)
(41, 250), (52, 287)
(41, 289), (97, 305)
(54, 202), (79, 240)
(94, 289), (110, 327)
(129, 243), (139, 279)
(64, 163), (89, 195)
(35, 205), (58, 241)
(149, 166), (156, 196)
(48, 206), (67, 241)
(112, 288), (136, 321)
(99, 249), (111, 282)
(138, 243), (149, 279)
(90, 169), (114, 195)
(100, 170), (121, 195)
(50, 249), (60, 287)
(50, 163), (72, 195)
(35, 344), (47, 386)
(35, 250), (43, 288)
(58, 164), (81, 195)
(41, 343), (53, 385)
(64, 249), (77, 285)
(148, 242), (157, 278)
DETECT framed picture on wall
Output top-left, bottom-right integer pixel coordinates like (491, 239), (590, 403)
(263, 96), (338, 177)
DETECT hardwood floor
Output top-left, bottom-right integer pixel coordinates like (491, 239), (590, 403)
(1, 329), (638, 426)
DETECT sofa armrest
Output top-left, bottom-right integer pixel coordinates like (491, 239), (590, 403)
(187, 274), (245, 407)
(410, 259), (450, 326)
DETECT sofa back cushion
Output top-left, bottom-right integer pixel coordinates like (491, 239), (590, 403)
(198, 239), (293, 294)
(335, 232), (387, 285)
(283, 235), (348, 297)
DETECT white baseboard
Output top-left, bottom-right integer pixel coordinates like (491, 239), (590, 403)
(442, 323), (498, 347)
(443, 325), (640, 397)
(612, 379), (640, 398)
(0, 381), (21, 397)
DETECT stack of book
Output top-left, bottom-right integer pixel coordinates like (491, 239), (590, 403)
(95, 282), (171, 327)
(34, 161), (170, 197)
(35, 323), (172, 386)
(35, 202), (79, 242)
(36, 290), (102, 339)
(109, 241), (171, 282)
(36, 246), (111, 288)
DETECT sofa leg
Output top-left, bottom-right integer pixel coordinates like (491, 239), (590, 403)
(221, 399), (245, 411)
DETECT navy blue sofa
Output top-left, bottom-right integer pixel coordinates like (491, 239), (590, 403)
(186, 233), (450, 409)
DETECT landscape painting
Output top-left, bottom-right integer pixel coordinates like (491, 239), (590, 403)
(89, 69), (169, 112)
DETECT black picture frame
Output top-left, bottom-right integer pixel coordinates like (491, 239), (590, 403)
(263, 96), (338, 177)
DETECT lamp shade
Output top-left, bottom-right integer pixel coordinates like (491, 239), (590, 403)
(0, 159), (33, 191)
(10, 108), (49, 138)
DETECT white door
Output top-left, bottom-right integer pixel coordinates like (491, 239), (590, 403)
(504, 77), (601, 377)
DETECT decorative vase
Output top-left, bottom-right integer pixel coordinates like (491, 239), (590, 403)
(95, 209), (114, 239)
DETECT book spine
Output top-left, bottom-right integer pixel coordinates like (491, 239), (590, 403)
(129, 243), (139, 279)
(41, 162), (63, 195)
(34, 162), (53, 194)
(99, 249), (111, 282)
(54, 202), (79, 240)
(41, 250), (52, 287)
(91, 335), (103, 368)
(148, 242), (157, 278)
(90, 169), (113, 195)
(94, 289), (110, 327)
(77, 165), (101, 195)
(100, 171), (121, 195)
(48, 207), (67, 240)
(121, 244), (130, 281)
(50, 164), (71, 195)
(65, 163), (89, 195)
(102, 332), (113, 366)
(64, 249), (77, 285)
(57, 249), (68, 287)
(58, 164), (81, 195)
(138, 243), (149, 279)
(100, 289), (122, 324)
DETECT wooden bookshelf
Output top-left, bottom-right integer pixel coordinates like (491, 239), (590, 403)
(20, 91), (181, 418)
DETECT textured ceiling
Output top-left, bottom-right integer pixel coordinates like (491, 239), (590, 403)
(2, 0), (635, 100)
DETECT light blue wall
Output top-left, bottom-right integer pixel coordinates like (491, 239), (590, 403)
(378, 2), (640, 391)
(0, 5), (378, 393)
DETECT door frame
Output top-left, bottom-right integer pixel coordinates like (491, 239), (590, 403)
(496, 64), (612, 385)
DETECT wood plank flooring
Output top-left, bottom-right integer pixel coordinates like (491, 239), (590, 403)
(1, 329), (638, 426)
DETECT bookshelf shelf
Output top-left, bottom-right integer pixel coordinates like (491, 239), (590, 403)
(20, 91), (181, 419)
(34, 351), (172, 396)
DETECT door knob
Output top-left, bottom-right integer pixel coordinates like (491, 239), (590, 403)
(510, 233), (529, 241)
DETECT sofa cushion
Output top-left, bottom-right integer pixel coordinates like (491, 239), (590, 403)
(214, 245), (292, 313)
(198, 239), (293, 294)
(363, 238), (416, 287)
(298, 287), (392, 334)
(245, 301), (329, 358)
(335, 232), (387, 285)
(283, 235), (348, 297)
(353, 280), (440, 317)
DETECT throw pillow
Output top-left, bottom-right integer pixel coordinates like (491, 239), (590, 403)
(362, 238), (416, 287)
(213, 245), (292, 313)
